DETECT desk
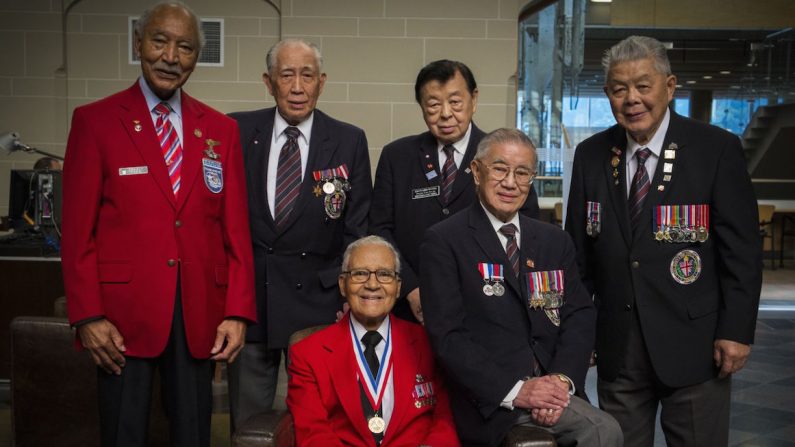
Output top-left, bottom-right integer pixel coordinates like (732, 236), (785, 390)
(0, 256), (64, 379)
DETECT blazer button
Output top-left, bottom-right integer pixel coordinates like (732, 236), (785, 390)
(625, 304), (633, 311)
(267, 247), (274, 254)
(442, 208), (450, 215)
(300, 252), (307, 259)
(175, 220), (182, 228)
(631, 260), (640, 269)
(296, 283), (303, 290)
(167, 259), (177, 267)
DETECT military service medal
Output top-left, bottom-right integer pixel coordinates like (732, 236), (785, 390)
(670, 249), (702, 284)
(312, 164), (351, 219)
(654, 204), (709, 243)
(585, 201), (601, 237)
(204, 139), (220, 160)
(412, 374), (437, 409)
(478, 262), (505, 297)
(526, 270), (564, 326)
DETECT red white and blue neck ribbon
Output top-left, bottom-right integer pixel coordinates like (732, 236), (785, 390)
(350, 317), (393, 410)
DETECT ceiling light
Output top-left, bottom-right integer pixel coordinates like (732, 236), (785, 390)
(676, 84), (683, 88)
(720, 71), (731, 75)
(686, 80), (697, 84)
(730, 86), (741, 89)
(702, 75), (712, 79)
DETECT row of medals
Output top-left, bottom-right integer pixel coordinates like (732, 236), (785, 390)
(529, 291), (563, 309)
(483, 280), (505, 297)
(655, 225), (709, 243)
(320, 177), (349, 196)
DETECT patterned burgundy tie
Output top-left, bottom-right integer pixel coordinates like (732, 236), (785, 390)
(628, 148), (652, 231)
(274, 126), (302, 228)
(153, 102), (182, 196)
(441, 144), (458, 204)
(499, 223), (520, 277)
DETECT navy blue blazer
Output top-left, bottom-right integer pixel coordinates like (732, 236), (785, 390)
(230, 107), (372, 347)
(565, 111), (762, 387)
(420, 202), (594, 446)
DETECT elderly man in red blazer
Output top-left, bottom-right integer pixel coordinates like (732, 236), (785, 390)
(61, 2), (255, 446)
(287, 235), (459, 447)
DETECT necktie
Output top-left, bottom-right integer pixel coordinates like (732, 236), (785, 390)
(499, 223), (520, 277)
(361, 330), (383, 378)
(628, 148), (652, 231)
(274, 126), (302, 228)
(441, 144), (457, 205)
(153, 102), (182, 196)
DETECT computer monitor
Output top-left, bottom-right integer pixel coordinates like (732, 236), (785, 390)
(7, 169), (62, 230)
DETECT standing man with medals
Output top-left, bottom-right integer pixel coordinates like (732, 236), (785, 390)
(421, 128), (621, 446)
(287, 235), (459, 446)
(565, 36), (762, 446)
(228, 38), (372, 431)
(369, 60), (540, 325)
(61, 2), (256, 445)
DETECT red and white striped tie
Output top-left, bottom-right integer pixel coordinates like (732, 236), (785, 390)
(628, 148), (652, 231)
(154, 102), (182, 196)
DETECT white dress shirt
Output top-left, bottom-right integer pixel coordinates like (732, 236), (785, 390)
(625, 108), (671, 197)
(350, 314), (395, 430)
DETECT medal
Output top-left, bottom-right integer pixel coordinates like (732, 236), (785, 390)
(670, 249), (702, 285)
(194, 128), (202, 138)
(526, 270), (564, 319)
(478, 263), (504, 297)
(322, 181), (336, 195)
(133, 120), (142, 132)
(324, 191), (346, 219)
(482, 284), (494, 296)
(368, 416), (386, 434)
(492, 282), (505, 296)
(586, 201), (601, 237)
(585, 223), (593, 237)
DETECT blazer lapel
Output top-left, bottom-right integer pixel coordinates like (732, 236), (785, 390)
(447, 124), (482, 204)
(380, 319), (414, 444)
(604, 128), (631, 247)
(175, 92), (204, 213)
(417, 133), (445, 206)
(120, 84), (176, 208)
(255, 114), (278, 230)
(326, 316), (373, 445)
(643, 113), (684, 220)
(468, 203), (523, 299)
(517, 215), (539, 301)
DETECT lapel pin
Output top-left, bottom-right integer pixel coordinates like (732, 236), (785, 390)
(526, 259), (534, 268)
(426, 163), (433, 170)
(133, 120), (142, 132)
(663, 163), (673, 173)
(194, 128), (202, 138)
(668, 142), (678, 151)
(663, 174), (671, 182)
(204, 139), (221, 159)
(657, 185), (665, 191)
(611, 146), (621, 155)
(615, 179), (620, 186)
(664, 150), (676, 160)
(425, 154), (430, 159)
(465, 167), (471, 174)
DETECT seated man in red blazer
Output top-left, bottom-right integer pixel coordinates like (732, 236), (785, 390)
(287, 235), (459, 446)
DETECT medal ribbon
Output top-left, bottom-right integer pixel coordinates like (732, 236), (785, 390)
(312, 164), (351, 182)
(350, 318), (393, 410)
(478, 263), (503, 282)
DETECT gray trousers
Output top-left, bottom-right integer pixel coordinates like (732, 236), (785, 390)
(515, 395), (623, 446)
(598, 310), (731, 446)
(227, 342), (287, 433)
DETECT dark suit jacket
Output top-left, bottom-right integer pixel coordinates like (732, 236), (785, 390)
(287, 314), (460, 447)
(565, 111), (762, 388)
(370, 124), (540, 321)
(420, 202), (595, 446)
(230, 107), (372, 347)
(62, 83), (256, 358)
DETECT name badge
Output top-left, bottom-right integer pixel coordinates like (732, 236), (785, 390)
(412, 186), (440, 200)
(119, 166), (148, 176)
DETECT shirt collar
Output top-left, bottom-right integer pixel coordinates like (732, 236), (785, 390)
(139, 76), (182, 119)
(274, 109), (314, 144)
(626, 108), (670, 160)
(437, 122), (472, 155)
(480, 201), (521, 236)
(350, 314), (390, 346)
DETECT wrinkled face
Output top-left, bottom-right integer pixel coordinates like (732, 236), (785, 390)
(419, 71), (478, 145)
(339, 244), (401, 330)
(135, 5), (199, 100)
(604, 57), (676, 145)
(263, 43), (326, 125)
(471, 141), (537, 222)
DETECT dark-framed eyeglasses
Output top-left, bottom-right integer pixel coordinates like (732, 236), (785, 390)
(341, 269), (400, 284)
(482, 162), (536, 185)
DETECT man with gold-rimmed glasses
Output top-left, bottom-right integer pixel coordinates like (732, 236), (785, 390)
(287, 235), (460, 446)
(421, 128), (621, 446)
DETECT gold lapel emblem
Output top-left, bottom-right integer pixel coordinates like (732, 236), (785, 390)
(526, 259), (535, 268)
(194, 128), (203, 138)
(133, 120), (142, 132)
(204, 139), (221, 159)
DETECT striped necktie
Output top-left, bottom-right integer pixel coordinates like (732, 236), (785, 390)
(499, 223), (520, 277)
(628, 148), (652, 231)
(274, 126), (302, 228)
(153, 102), (182, 196)
(441, 144), (457, 204)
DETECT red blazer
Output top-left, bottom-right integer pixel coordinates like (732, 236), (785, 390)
(61, 82), (256, 358)
(287, 314), (460, 447)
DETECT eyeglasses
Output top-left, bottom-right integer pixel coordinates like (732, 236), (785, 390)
(341, 269), (400, 284)
(482, 163), (536, 185)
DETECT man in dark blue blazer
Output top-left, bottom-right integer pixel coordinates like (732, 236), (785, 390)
(370, 60), (539, 325)
(421, 128), (621, 446)
(565, 36), (762, 446)
(227, 38), (372, 431)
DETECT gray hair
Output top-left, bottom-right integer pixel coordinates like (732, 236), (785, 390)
(474, 128), (537, 167)
(135, 1), (205, 51)
(266, 38), (324, 76)
(601, 35), (671, 77)
(341, 235), (401, 273)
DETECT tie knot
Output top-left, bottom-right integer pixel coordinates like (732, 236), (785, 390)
(284, 126), (301, 141)
(361, 330), (382, 348)
(443, 144), (455, 158)
(635, 148), (652, 165)
(154, 102), (171, 117)
(499, 223), (517, 239)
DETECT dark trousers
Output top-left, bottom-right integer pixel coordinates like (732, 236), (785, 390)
(97, 288), (213, 447)
(227, 343), (287, 433)
(597, 309), (731, 446)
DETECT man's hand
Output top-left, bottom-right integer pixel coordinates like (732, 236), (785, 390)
(406, 288), (423, 325)
(531, 407), (564, 426)
(77, 318), (126, 375)
(335, 302), (350, 322)
(512, 376), (570, 411)
(714, 339), (751, 378)
(210, 319), (247, 362)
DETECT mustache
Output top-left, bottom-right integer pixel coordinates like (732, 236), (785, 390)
(152, 62), (182, 76)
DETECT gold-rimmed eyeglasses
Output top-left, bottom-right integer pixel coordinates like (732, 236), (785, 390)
(341, 269), (400, 284)
(481, 162), (536, 185)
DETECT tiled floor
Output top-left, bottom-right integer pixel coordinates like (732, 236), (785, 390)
(2, 267), (794, 446)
